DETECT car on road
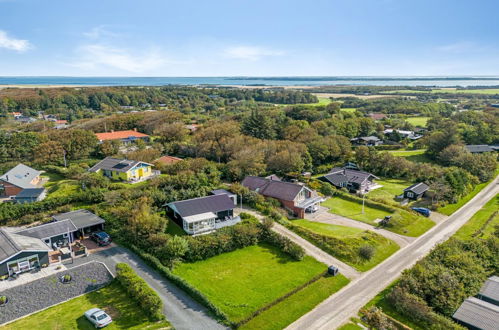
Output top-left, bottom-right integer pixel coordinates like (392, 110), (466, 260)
(411, 207), (431, 217)
(90, 232), (112, 246)
(84, 308), (112, 328)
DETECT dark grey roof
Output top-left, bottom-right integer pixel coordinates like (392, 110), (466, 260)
(0, 229), (19, 263)
(465, 145), (495, 153)
(15, 188), (46, 198)
(321, 173), (348, 186)
(88, 157), (152, 173)
(0, 163), (41, 189)
(0, 229), (50, 263)
(168, 194), (235, 218)
(52, 209), (105, 229)
(453, 297), (499, 330)
(480, 276), (499, 304)
(327, 168), (378, 185)
(404, 182), (429, 195)
(16, 219), (77, 240)
(241, 176), (307, 201)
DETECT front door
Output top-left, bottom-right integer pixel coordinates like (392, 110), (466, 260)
(138, 168), (144, 178)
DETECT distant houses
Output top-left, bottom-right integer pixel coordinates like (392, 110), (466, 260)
(155, 155), (183, 165)
(166, 193), (240, 235)
(403, 182), (429, 200)
(383, 128), (423, 140)
(319, 167), (379, 194)
(368, 113), (387, 121)
(94, 129), (150, 144)
(351, 136), (383, 146)
(88, 157), (157, 182)
(0, 164), (45, 199)
(465, 145), (498, 154)
(241, 176), (323, 217)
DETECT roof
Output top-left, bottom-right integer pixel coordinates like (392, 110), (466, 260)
(404, 182), (429, 195)
(359, 136), (381, 142)
(0, 229), (50, 263)
(95, 130), (149, 141)
(15, 188), (46, 199)
(167, 194), (235, 218)
(52, 209), (105, 229)
(16, 219), (77, 240)
(183, 212), (217, 223)
(211, 189), (235, 196)
(465, 145), (495, 153)
(368, 113), (387, 120)
(453, 297), (499, 330)
(480, 276), (499, 303)
(321, 173), (349, 186)
(241, 176), (307, 201)
(0, 163), (41, 189)
(156, 155), (182, 165)
(326, 168), (378, 185)
(88, 157), (152, 173)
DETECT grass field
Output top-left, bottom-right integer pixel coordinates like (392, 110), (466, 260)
(291, 220), (399, 271)
(367, 178), (413, 203)
(389, 149), (432, 163)
(172, 243), (327, 323)
(1, 281), (171, 330)
(405, 116), (429, 127)
(340, 107), (357, 113)
(322, 196), (434, 236)
(384, 88), (499, 95)
(166, 220), (186, 236)
(239, 274), (349, 330)
(454, 194), (498, 240)
(316, 96), (332, 105)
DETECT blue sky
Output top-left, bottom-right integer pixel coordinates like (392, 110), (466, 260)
(0, 0), (498, 76)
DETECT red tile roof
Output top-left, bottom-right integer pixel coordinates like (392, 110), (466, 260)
(95, 130), (149, 141)
(156, 155), (182, 164)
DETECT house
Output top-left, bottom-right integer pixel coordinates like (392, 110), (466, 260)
(452, 297), (498, 330)
(384, 129), (422, 140)
(16, 209), (106, 250)
(403, 182), (429, 200)
(0, 228), (51, 277)
(368, 113), (387, 121)
(9, 112), (22, 118)
(155, 155), (183, 165)
(465, 145), (496, 154)
(319, 167), (379, 194)
(210, 189), (238, 205)
(15, 116), (37, 124)
(166, 194), (240, 235)
(351, 136), (383, 146)
(14, 188), (47, 204)
(478, 276), (499, 306)
(185, 124), (200, 132)
(0, 163), (42, 197)
(241, 176), (324, 218)
(94, 129), (149, 144)
(88, 157), (157, 182)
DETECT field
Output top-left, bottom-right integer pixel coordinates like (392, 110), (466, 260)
(315, 96), (332, 105)
(1, 281), (171, 330)
(454, 194), (498, 240)
(291, 219), (400, 271)
(367, 178), (413, 203)
(389, 149), (431, 163)
(405, 116), (429, 127)
(322, 196), (434, 236)
(340, 107), (357, 113)
(172, 243), (327, 323)
(383, 88), (499, 95)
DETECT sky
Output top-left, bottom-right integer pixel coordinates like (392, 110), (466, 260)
(0, 0), (498, 76)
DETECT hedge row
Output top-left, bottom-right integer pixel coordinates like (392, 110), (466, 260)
(259, 226), (305, 261)
(115, 263), (164, 321)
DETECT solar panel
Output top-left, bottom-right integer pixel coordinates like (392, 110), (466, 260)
(112, 163), (129, 169)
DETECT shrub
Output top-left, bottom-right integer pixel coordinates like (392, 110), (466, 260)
(115, 263), (164, 321)
(359, 245), (375, 260)
(259, 225), (305, 261)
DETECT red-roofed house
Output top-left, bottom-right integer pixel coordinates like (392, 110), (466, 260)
(95, 129), (150, 144)
(156, 155), (183, 165)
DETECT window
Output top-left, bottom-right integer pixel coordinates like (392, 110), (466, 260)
(407, 192), (414, 198)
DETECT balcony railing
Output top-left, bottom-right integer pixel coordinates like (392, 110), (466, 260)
(214, 216), (241, 229)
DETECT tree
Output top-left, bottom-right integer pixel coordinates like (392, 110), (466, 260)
(242, 110), (277, 139)
(163, 235), (189, 268)
(33, 140), (64, 165)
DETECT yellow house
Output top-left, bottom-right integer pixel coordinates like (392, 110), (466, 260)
(88, 157), (156, 182)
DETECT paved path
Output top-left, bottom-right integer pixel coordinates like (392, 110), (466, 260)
(68, 246), (226, 330)
(306, 207), (415, 248)
(286, 175), (499, 330)
(235, 207), (361, 279)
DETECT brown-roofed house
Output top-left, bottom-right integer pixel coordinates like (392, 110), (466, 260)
(95, 129), (149, 144)
(368, 113), (388, 121)
(156, 155), (183, 165)
(241, 176), (324, 217)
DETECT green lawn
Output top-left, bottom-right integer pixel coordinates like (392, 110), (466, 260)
(46, 180), (79, 198)
(323, 196), (434, 236)
(316, 96), (332, 106)
(337, 323), (364, 330)
(172, 244), (326, 323)
(454, 194), (498, 240)
(239, 274), (349, 330)
(389, 149), (432, 163)
(2, 281), (171, 330)
(340, 107), (357, 113)
(166, 220), (186, 236)
(367, 178), (413, 203)
(405, 116), (429, 127)
(291, 220), (400, 271)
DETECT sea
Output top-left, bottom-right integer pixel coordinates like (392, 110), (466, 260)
(1, 76), (499, 87)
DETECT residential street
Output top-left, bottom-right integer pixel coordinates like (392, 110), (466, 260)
(68, 246), (226, 330)
(286, 175), (499, 330)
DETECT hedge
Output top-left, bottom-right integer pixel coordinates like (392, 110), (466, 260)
(115, 263), (164, 321)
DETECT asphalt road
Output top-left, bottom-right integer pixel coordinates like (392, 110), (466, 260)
(286, 175), (499, 330)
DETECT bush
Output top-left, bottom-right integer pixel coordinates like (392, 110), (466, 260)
(115, 263), (164, 321)
(359, 245), (375, 260)
(259, 227), (305, 261)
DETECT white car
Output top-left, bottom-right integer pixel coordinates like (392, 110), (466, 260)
(84, 308), (112, 328)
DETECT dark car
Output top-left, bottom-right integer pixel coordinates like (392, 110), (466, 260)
(411, 207), (431, 217)
(90, 232), (112, 246)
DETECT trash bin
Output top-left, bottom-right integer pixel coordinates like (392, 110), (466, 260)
(328, 265), (339, 276)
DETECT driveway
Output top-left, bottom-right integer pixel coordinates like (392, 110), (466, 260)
(67, 246), (226, 330)
(306, 207), (415, 248)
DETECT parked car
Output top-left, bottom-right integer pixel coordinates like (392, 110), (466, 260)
(306, 204), (319, 213)
(411, 207), (431, 217)
(90, 232), (112, 246)
(84, 308), (112, 328)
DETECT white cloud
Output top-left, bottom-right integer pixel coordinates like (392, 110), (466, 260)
(0, 30), (31, 52)
(71, 44), (167, 73)
(224, 45), (284, 61)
